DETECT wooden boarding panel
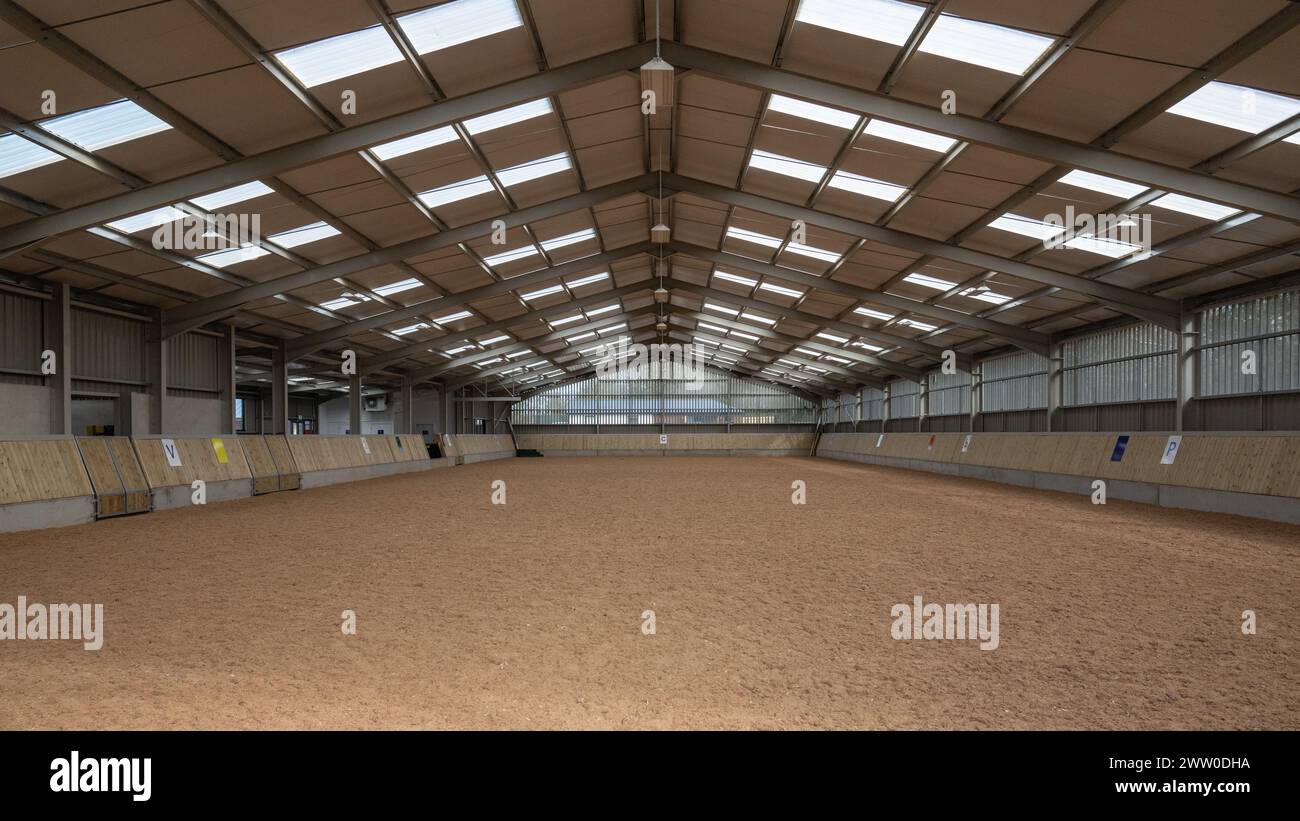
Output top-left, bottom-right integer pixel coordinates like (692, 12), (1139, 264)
(133, 436), (253, 488)
(392, 435), (427, 462)
(1266, 437), (1300, 498)
(1222, 437), (1276, 495)
(360, 435), (395, 465)
(106, 437), (150, 513)
(242, 437), (280, 495)
(264, 436), (301, 490)
(76, 438), (125, 517)
(0, 439), (94, 505)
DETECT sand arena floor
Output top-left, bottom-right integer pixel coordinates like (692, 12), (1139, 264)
(1, 455), (1296, 729)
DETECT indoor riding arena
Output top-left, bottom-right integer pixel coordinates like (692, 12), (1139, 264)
(1, 0), (1298, 733)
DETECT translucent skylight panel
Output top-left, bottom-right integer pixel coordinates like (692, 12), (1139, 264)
(199, 246), (269, 268)
(726, 226), (783, 249)
(1058, 170), (1147, 199)
(721, 343), (748, 353)
(478, 335), (510, 345)
(854, 307), (894, 320)
(816, 332), (848, 344)
(899, 318), (938, 332)
(784, 241), (841, 263)
(521, 284), (564, 301)
(417, 175), (496, 207)
(370, 127), (458, 161)
(434, 310), (473, 323)
(704, 302), (739, 316)
(741, 312), (776, 325)
(541, 228), (596, 251)
(795, 0), (923, 46)
(397, 0), (523, 55)
(464, 99), (553, 135)
(566, 331), (596, 343)
(375, 278), (422, 297)
(749, 150), (827, 183)
(863, 120), (956, 152)
(904, 272), (957, 290)
(990, 214), (1141, 257)
(41, 100), (171, 151)
(1150, 193), (1240, 221)
(496, 153), (571, 186)
(960, 287), (1011, 305)
(759, 282), (804, 298)
(320, 296), (359, 311)
(550, 314), (583, 326)
(853, 340), (885, 352)
(1166, 81), (1300, 144)
(190, 181), (275, 210)
(715, 270), (757, 287)
(566, 272), (608, 288)
(767, 95), (859, 129)
(730, 330), (759, 341)
(1065, 234), (1142, 258)
(105, 206), (186, 234)
(918, 15), (1053, 75)
(392, 322), (431, 335)
(275, 25), (404, 87)
(271, 221), (340, 249)
(827, 170), (907, 202)
(586, 304), (619, 316)
(484, 245), (539, 266)
(988, 214), (1060, 241)
(0, 133), (62, 178)
(597, 323), (626, 335)
(698, 322), (729, 334)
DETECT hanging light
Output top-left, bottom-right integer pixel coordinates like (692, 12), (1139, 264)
(640, 0), (674, 108)
(641, 57), (675, 108)
(650, 222), (671, 243)
(654, 285), (670, 303)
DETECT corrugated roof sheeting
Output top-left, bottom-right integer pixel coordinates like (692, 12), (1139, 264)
(0, 0), (1295, 398)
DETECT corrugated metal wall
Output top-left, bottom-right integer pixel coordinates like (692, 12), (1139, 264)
(927, 370), (971, 416)
(888, 379), (920, 418)
(511, 367), (815, 427)
(1063, 323), (1176, 405)
(862, 386), (885, 421)
(981, 350), (1047, 411)
(0, 290), (44, 381)
(72, 308), (144, 383)
(1200, 289), (1300, 396)
(168, 330), (223, 393)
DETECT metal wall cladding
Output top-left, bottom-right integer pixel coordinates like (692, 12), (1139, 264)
(980, 350), (1048, 412)
(861, 387), (885, 421)
(71, 308), (145, 383)
(0, 290), (44, 372)
(511, 367), (815, 428)
(1062, 322), (1176, 405)
(167, 331), (223, 392)
(927, 369), (971, 416)
(888, 379), (920, 418)
(1200, 288), (1300, 396)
